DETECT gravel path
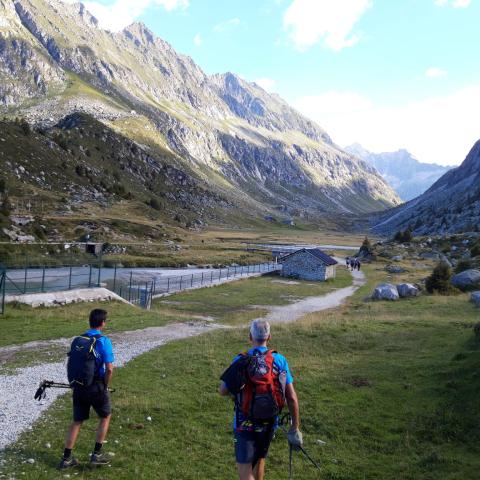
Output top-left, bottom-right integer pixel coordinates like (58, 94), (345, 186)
(253, 266), (365, 324)
(0, 263), (365, 451)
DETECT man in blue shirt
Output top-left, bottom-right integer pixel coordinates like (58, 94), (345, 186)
(220, 319), (303, 480)
(58, 309), (115, 470)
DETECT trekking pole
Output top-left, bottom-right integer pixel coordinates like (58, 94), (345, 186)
(279, 414), (322, 476)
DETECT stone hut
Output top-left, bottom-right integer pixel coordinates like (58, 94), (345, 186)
(281, 248), (337, 281)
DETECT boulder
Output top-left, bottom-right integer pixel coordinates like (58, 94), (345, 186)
(372, 283), (399, 301)
(391, 255), (403, 261)
(471, 292), (480, 307)
(450, 269), (480, 291)
(386, 265), (406, 274)
(397, 283), (420, 298)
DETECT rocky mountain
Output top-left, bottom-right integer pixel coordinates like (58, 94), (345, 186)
(346, 144), (452, 201)
(0, 0), (400, 241)
(373, 141), (480, 236)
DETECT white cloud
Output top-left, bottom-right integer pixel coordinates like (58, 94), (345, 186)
(213, 18), (241, 33)
(193, 33), (202, 46)
(294, 86), (480, 166)
(69, 0), (189, 32)
(255, 77), (277, 92)
(283, 0), (372, 52)
(435, 0), (471, 7)
(425, 67), (447, 78)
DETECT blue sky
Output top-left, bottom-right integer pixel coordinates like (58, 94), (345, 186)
(76, 0), (480, 165)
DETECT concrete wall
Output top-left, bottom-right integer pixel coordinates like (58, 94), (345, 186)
(281, 251), (333, 281)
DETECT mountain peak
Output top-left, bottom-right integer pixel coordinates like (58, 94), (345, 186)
(123, 21), (155, 44)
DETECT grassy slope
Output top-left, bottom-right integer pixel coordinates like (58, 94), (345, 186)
(1, 264), (479, 479)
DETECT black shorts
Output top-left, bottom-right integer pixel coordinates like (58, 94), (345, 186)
(72, 382), (111, 422)
(234, 426), (275, 465)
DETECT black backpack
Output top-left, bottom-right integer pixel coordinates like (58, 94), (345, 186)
(67, 334), (102, 388)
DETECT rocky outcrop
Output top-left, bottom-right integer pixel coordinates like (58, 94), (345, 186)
(450, 269), (480, 291)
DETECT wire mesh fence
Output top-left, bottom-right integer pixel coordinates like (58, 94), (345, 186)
(1, 262), (281, 313)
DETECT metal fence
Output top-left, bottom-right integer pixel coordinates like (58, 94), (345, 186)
(1, 261), (280, 313)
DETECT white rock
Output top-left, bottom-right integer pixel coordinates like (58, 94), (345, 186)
(26, 458), (35, 464)
(372, 283), (399, 301)
(146, 416), (152, 422)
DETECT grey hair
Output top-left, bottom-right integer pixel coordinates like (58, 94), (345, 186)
(250, 319), (271, 341)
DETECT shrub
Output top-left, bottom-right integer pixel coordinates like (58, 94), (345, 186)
(471, 241), (480, 258)
(474, 323), (480, 343)
(455, 259), (472, 274)
(394, 228), (413, 243)
(20, 119), (31, 136)
(426, 262), (456, 294)
(0, 195), (12, 217)
(148, 198), (162, 211)
(359, 236), (373, 256)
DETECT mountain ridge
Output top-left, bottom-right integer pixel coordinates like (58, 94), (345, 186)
(0, 0), (401, 241)
(346, 143), (453, 201)
(373, 140), (480, 236)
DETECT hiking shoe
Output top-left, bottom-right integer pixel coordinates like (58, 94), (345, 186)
(57, 456), (79, 470)
(90, 452), (112, 467)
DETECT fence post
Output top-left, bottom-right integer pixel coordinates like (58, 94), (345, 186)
(234, 266), (237, 276)
(180, 276), (183, 290)
(201, 272), (204, 286)
(210, 270), (213, 283)
(41, 266), (46, 293)
(68, 266), (73, 290)
(88, 265), (92, 288)
(113, 265), (117, 292)
(227, 267), (230, 279)
(128, 271), (133, 302)
(191, 274), (194, 287)
(97, 260), (102, 287)
(0, 268), (5, 315)
(167, 277), (170, 293)
(23, 265), (28, 294)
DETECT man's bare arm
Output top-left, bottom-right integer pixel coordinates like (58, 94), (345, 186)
(285, 383), (300, 430)
(104, 362), (114, 387)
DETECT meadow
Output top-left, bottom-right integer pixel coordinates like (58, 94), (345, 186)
(0, 261), (479, 479)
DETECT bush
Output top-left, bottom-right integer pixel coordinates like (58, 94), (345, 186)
(474, 323), (480, 343)
(455, 259), (473, 274)
(20, 119), (31, 136)
(426, 262), (456, 294)
(0, 195), (12, 217)
(148, 198), (162, 211)
(359, 236), (373, 256)
(471, 242), (480, 258)
(394, 228), (413, 243)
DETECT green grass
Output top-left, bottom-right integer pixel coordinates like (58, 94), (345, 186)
(1, 262), (479, 479)
(0, 302), (180, 347)
(152, 268), (352, 325)
(3, 262), (479, 479)
(0, 268), (351, 347)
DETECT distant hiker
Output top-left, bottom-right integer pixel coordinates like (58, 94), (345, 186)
(219, 319), (302, 480)
(356, 259), (361, 271)
(58, 309), (115, 470)
(346, 257), (350, 270)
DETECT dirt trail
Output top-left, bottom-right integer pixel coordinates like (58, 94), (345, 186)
(0, 261), (365, 450)
(257, 266), (365, 324)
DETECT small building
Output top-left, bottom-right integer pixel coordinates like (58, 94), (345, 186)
(281, 248), (337, 281)
(85, 242), (103, 256)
